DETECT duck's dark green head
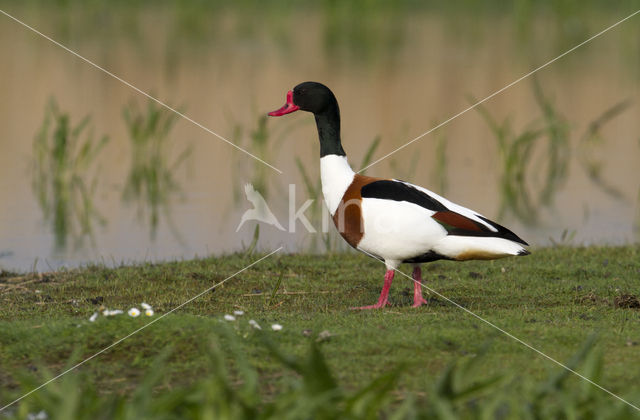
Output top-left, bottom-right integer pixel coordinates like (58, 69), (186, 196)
(268, 82), (345, 157)
(268, 82), (338, 117)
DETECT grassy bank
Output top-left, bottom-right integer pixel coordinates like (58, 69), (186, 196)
(1, 246), (640, 417)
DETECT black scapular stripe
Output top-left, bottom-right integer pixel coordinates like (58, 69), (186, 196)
(360, 180), (448, 212)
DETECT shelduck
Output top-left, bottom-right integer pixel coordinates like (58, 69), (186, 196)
(268, 82), (530, 309)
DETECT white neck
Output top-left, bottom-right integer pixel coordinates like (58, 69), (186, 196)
(320, 155), (355, 216)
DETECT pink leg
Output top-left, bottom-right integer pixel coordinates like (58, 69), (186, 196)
(412, 266), (428, 307)
(352, 269), (394, 310)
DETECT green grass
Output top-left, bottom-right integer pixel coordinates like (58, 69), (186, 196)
(1, 247), (640, 417)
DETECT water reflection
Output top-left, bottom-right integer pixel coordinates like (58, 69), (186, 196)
(0, 3), (638, 271)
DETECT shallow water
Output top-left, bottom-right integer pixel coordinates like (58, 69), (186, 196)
(0, 7), (639, 271)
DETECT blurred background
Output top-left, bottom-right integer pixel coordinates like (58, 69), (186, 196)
(0, 0), (638, 271)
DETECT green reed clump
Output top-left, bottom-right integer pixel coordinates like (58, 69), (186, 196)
(9, 329), (637, 419)
(32, 101), (109, 251)
(229, 116), (274, 253)
(475, 85), (562, 224)
(532, 80), (571, 208)
(475, 102), (542, 223)
(476, 80), (630, 225)
(577, 100), (631, 201)
(294, 155), (325, 251)
(10, 1), (640, 80)
(432, 129), (449, 195)
(636, 137), (640, 239)
(231, 114), (309, 251)
(387, 126), (421, 183)
(230, 114), (289, 206)
(231, 114), (290, 253)
(321, 0), (406, 64)
(249, 115), (271, 196)
(358, 135), (381, 176)
(636, 187), (640, 239)
(122, 100), (191, 240)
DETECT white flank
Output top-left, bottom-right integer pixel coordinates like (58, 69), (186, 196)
(320, 155), (355, 215)
(433, 236), (526, 259)
(357, 197), (446, 262)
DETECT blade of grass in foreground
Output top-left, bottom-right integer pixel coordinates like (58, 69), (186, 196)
(8, 326), (639, 419)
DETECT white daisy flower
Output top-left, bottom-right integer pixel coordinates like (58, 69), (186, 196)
(249, 319), (261, 330)
(271, 324), (283, 331)
(128, 308), (140, 317)
(145, 308), (154, 317)
(224, 314), (236, 321)
(233, 310), (244, 316)
(89, 312), (98, 322)
(141, 302), (152, 310)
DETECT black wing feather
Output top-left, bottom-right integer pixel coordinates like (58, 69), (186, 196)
(360, 180), (447, 212)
